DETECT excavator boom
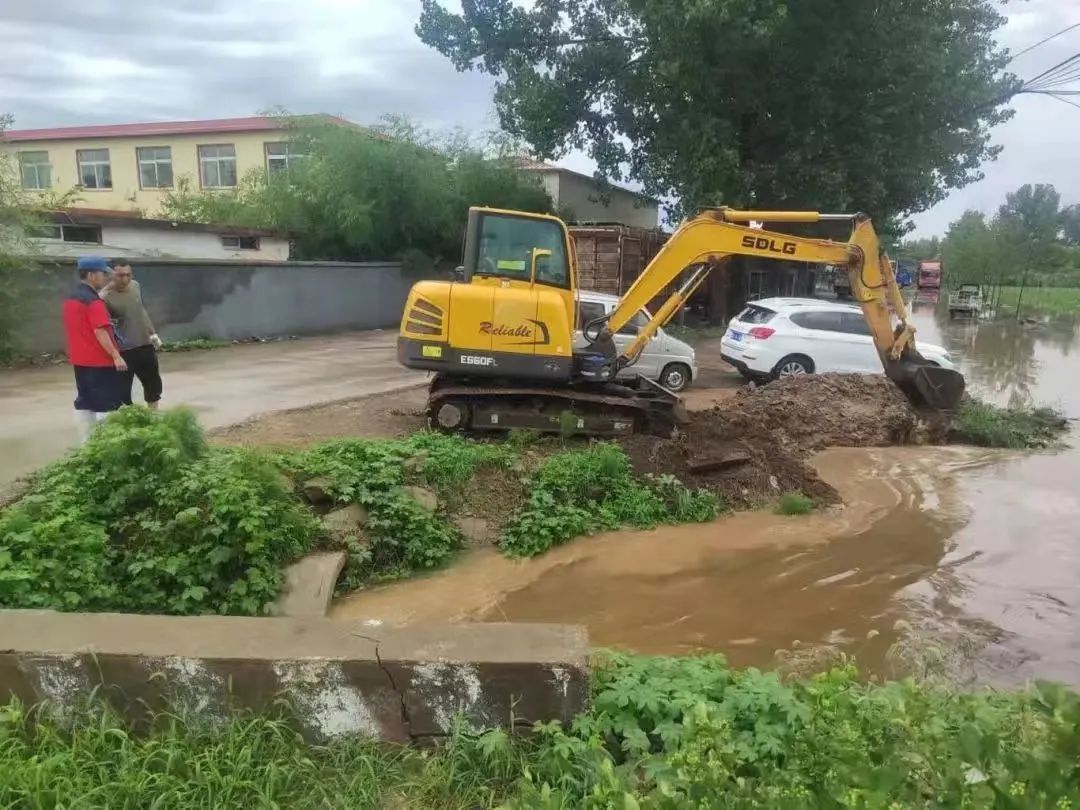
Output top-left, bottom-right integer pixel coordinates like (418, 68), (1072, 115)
(592, 208), (964, 412)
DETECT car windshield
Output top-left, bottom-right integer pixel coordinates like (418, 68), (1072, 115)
(738, 304), (776, 324)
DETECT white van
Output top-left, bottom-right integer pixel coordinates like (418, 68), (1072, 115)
(574, 290), (698, 391)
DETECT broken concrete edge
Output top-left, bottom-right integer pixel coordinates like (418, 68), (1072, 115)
(274, 551), (349, 618)
(0, 610), (589, 744)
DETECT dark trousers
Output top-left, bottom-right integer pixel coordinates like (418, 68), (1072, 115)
(120, 344), (163, 404)
(73, 365), (125, 412)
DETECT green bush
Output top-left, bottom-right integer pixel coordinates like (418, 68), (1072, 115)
(121, 449), (317, 615)
(500, 444), (719, 558)
(0, 408), (318, 616)
(4, 655), (1079, 807)
(290, 433), (514, 585)
(513, 653), (1080, 807)
(950, 398), (1069, 449)
(775, 491), (815, 516)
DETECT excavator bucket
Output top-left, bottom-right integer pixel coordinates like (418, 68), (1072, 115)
(885, 356), (966, 412)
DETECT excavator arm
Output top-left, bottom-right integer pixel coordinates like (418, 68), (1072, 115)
(590, 208), (964, 411)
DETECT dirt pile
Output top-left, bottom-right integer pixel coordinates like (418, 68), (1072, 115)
(621, 374), (942, 508)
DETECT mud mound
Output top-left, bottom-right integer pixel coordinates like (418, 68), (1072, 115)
(622, 374), (939, 508)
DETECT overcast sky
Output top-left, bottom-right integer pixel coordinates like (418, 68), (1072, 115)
(2, 0), (1077, 236)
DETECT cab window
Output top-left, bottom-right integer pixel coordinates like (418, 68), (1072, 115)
(476, 214), (570, 287)
(578, 301), (606, 330)
(617, 310), (651, 336)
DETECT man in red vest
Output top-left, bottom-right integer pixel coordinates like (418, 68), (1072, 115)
(62, 256), (128, 443)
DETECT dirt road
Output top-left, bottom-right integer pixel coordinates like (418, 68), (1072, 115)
(0, 331), (424, 486)
(214, 337), (744, 448)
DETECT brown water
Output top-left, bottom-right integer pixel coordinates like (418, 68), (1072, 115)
(334, 303), (1080, 686)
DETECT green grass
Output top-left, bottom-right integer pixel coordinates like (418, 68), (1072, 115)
(950, 398), (1069, 449)
(159, 337), (230, 352)
(774, 491), (814, 515)
(996, 286), (1080, 315)
(499, 443), (719, 557)
(3, 653), (1080, 807)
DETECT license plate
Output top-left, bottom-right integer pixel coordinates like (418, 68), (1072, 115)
(729, 331), (743, 342)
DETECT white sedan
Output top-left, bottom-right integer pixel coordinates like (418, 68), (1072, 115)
(720, 297), (955, 381)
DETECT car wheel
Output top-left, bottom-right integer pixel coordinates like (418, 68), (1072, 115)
(773, 355), (814, 380)
(659, 363), (692, 392)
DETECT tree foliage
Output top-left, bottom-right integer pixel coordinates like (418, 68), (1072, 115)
(417, 0), (1018, 225)
(161, 117), (554, 263)
(0, 114), (57, 359)
(919, 183), (1080, 289)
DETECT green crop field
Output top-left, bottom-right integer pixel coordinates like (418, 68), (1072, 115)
(997, 286), (1080, 315)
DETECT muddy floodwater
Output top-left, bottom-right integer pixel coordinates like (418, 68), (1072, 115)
(334, 301), (1080, 687)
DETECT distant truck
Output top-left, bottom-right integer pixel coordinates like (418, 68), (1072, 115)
(916, 260), (943, 290)
(894, 260), (914, 288)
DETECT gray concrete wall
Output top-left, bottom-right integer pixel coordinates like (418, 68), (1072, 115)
(14, 258), (412, 354)
(0, 610), (590, 742)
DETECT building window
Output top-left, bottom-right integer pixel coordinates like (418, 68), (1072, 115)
(137, 146), (173, 189)
(76, 149), (112, 189)
(221, 235), (259, 250)
(265, 141), (303, 175)
(18, 151), (51, 189)
(33, 224), (63, 239)
(31, 223), (103, 243)
(198, 144), (237, 188)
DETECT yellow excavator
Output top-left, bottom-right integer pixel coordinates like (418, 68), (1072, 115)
(397, 207), (965, 435)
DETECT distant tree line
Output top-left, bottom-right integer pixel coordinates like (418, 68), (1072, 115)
(160, 115), (555, 267)
(901, 184), (1080, 288)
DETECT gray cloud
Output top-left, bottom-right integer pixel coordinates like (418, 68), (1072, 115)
(0, 0), (499, 131)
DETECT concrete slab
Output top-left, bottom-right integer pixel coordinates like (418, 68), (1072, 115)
(275, 552), (348, 618)
(0, 610), (590, 743)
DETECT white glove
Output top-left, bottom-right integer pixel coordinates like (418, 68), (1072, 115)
(150, 334), (163, 350)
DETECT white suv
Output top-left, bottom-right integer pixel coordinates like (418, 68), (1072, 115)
(720, 297), (955, 381)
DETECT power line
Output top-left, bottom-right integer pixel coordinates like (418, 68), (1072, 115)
(1045, 92), (1080, 111)
(1010, 21), (1080, 61)
(1023, 52), (1080, 88)
(1026, 61), (1080, 87)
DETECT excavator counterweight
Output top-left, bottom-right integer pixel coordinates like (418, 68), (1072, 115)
(397, 206), (965, 435)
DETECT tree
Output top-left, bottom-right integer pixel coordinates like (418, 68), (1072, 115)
(994, 183), (1065, 284)
(899, 236), (942, 262)
(941, 211), (1001, 286)
(417, 0), (1018, 225)
(161, 117), (553, 264)
(1063, 204), (1080, 248)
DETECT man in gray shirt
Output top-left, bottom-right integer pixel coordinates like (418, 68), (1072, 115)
(103, 261), (164, 408)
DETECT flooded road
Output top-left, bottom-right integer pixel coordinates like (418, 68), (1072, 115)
(335, 302), (1080, 686)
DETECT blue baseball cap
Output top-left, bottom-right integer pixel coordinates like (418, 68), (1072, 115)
(76, 256), (111, 275)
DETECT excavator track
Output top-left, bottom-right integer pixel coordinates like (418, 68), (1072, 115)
(425, 376), (685, 437)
